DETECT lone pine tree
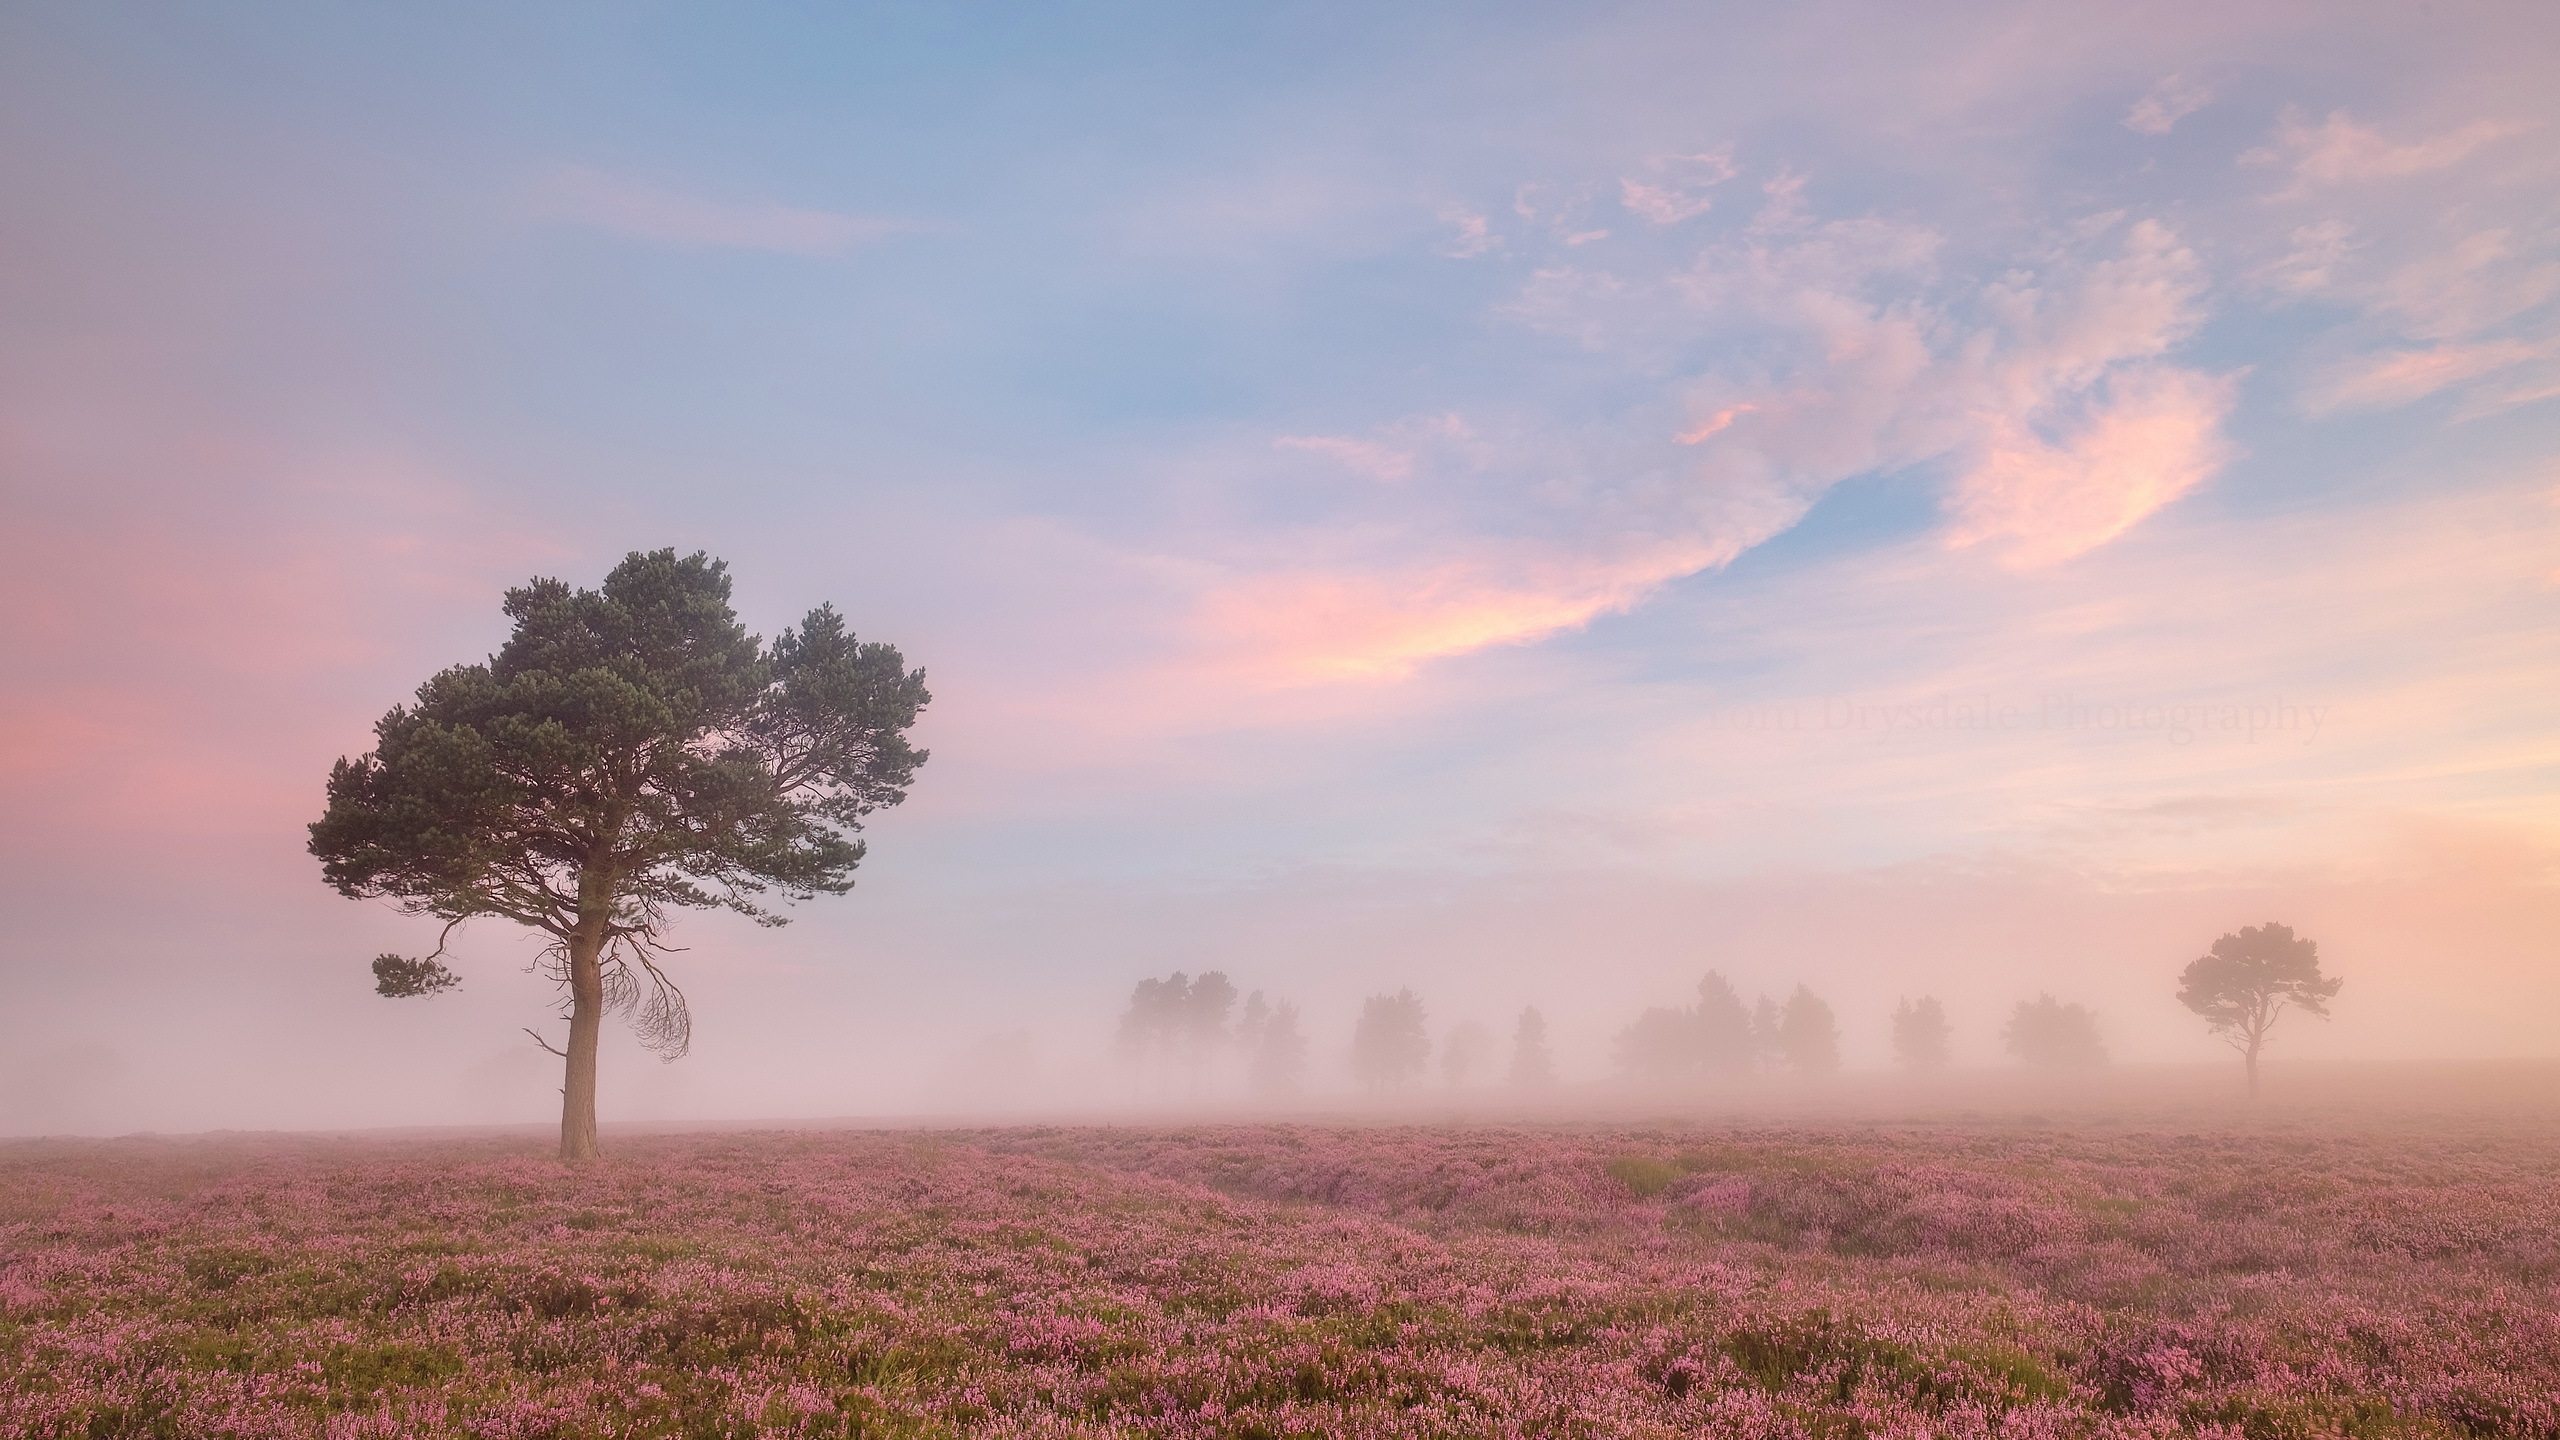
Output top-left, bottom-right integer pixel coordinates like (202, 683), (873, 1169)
(309, 550), (928, 1160)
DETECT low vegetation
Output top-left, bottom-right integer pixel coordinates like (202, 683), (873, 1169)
(4, 1115), (2555, 1437)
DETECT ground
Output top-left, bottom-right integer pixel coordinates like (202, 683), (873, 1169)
(5, 1097), (2558, 1438)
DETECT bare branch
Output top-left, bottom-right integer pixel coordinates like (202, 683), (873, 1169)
(524, 1028), (569, 1058)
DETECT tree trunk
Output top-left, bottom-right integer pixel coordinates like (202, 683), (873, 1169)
(559, 921), (606, 1162)
(2243, 1032), (2262, 1101)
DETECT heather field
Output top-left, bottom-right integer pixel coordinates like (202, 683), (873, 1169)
(7, 1104), (2560, 1439)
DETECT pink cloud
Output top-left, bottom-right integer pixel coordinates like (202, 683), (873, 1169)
(1437, 206), (1498, 258)
(1273, 434), (1415, 482)
(2308, 339), (2550, 413)
(546, 167), (912, 256)
(1620, 148), (1738, 225)
(1981, 220), (2208, 397)
(1271, 413), (1476, 485)
(2123, 74), (2210, 136)
(1195, 539), (1732, 684)
(2244, 110), (2523, 194)
(1946, 365), (2238, 568)
(1245, 217), (2235, 685)
(2370, 229), (2560, 340)
(1676, 217), (2220, 572)
(2459, 377), (2560, 421)
(1620, 181), (1710, 225)
(2257, 220), (2358, 296)
(1676, 403), (1758, 444)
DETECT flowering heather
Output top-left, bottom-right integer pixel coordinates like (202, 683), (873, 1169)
(3, 1118), (2556, 1438)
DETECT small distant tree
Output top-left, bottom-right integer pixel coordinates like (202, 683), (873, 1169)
(1613, 1006), (1695, 1081)
(2178, 922), (2341, 1099)
(1181, 971), (1238, 1093)
(1509, 1007), (1557, 1087)
(1351, 989), (1431, 1093)
(1441, 1020), (1495, 1087)
(1892, 996), (1951, 1072)
(1778, 986), (1840, 1075)
(1115, 973), (1190, 1092)
(2004, 994), (2107, 1068)
(1696, 972), (1756, 1078)
(1250, 999), (1307, 1097)
(1750, 994), (1784, 1070)
(308, 550), (928, 1162)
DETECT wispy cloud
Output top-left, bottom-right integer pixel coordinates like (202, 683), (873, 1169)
(2244, 109), (2522, 195)
(2257, 220), (2358, 296)
(1272, 434), (1416, 483)
(1619, 148), (1738, 225)
(1437, 205), (1499, 258)
(545, 167), (915, 255)
(2369, 229), (2560, 341)
(1195, 538), (1727, 683)
(2307, 339), (2551, 413)
(2123, 74), (2210, 136)
(1181, 206), (2232, 683)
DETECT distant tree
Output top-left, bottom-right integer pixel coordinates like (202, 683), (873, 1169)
(942, 1030), (1038, 1109)
(1182, 971), (1239, 1093)
(1116, 974), (1176, 1055)
(1613, 1006), (1696, 1081)
(1115, 973), (1189, 1091)
(1696, 972), (1756, 1078)
(1892, 996), (1951, 1072)
(1750, 994), (1784, 1070)
(1114, 970), (1239, 1097)
(1778, 986), (1840, 1075)
(1441, 1020), (1495, 1087)
(2003, 994), (2107, 1068)
(1351, 989), (1431, 1093)
(1613, 972), (1758, 1083)
(308, 550), (927, 1162)
(1236, 990), (1271, 1053)
(1508, 1007), (1557, 1088)
(1250, 999), (1307, 1098)
(2178, 922), (2341, 1099)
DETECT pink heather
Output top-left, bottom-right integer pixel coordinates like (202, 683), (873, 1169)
(1, 1120), (2554, 1437)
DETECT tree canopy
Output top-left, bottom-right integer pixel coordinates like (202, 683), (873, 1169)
(1777, 985), (1840, 1075)
(1351, 989), (1431, 1092)
(1609, 971), (1759, 1083)
(1246, 996), (1307, 1097)
(1508, 1008), (1557, 1088)
(309, 549), (928, 1158)
(2003, 994), (2107, 1068)
(1115, 970), (1239, 1095)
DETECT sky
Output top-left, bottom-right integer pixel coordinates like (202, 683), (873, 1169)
(2, 0), (2555, 1134)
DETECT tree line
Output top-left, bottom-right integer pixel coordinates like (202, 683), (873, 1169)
(1112, 977), (1559, 1098)
(1608, 921), (2339, 1089)
(1110, 922), (2343, 1101)
(1114, 971), (1312, 1097)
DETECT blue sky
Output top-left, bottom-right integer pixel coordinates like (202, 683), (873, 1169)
(3, 0), (2555, 1130)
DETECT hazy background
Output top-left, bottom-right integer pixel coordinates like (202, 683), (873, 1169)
(4, 0), (2555, 1135)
